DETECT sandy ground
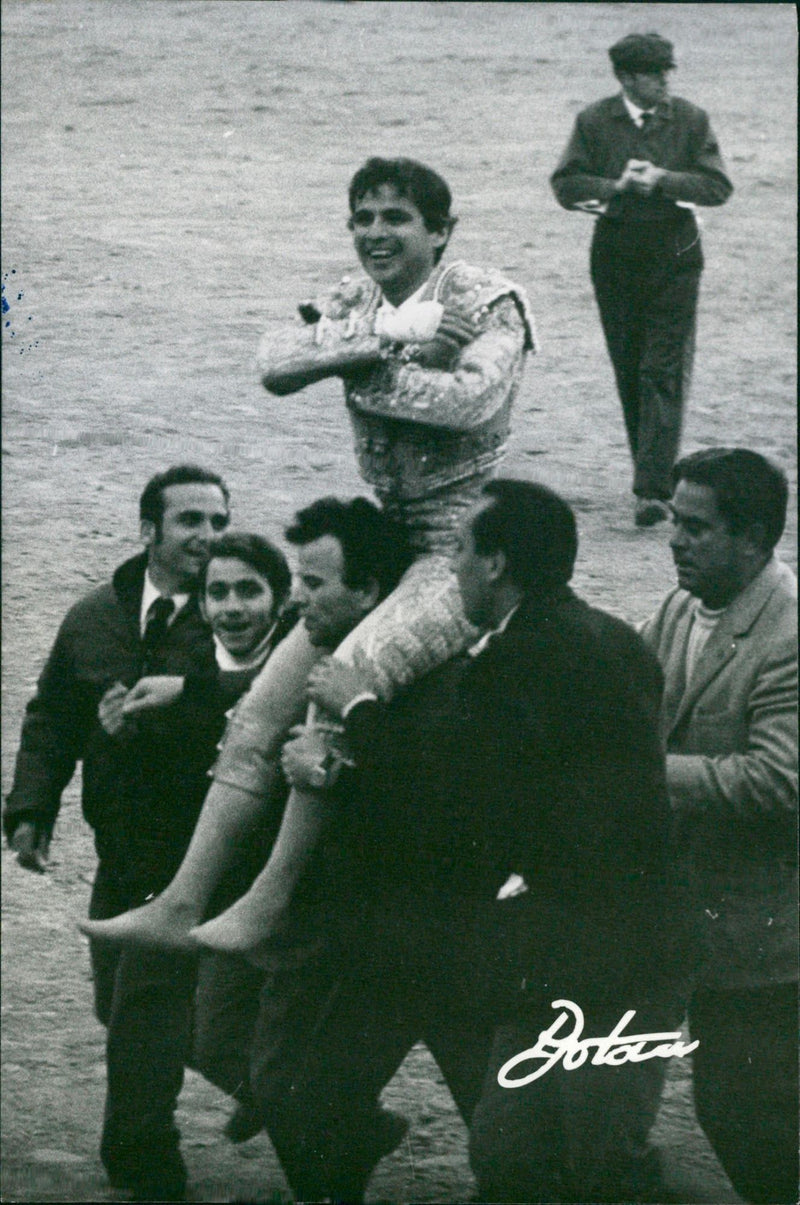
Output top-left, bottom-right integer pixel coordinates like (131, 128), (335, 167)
(1, 2), (796, 1202)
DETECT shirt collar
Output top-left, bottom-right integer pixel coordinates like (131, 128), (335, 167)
(622, 93), (656, 126)
(376, 279), (429, 316)
(212, 625), (277, 672)
(468, 604), (520, 658)
(140, 570), (189, 636)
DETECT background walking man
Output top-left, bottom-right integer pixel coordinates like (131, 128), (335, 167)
(551, 32), (732, 526)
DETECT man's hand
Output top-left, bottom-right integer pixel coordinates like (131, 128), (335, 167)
(413, 311), (476, 370)
(280, 725), (331, 790)
(10, 821), (50, 874)
(306, 656), (377, 718)
(623, 160), (667, 196)
(122, 676), (185, 715)
(615, 159), (649, 193)
(98, 682), (131, 736)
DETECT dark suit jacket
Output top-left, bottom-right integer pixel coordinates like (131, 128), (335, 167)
(4, 553), (218, 892)
(551, 93), (733, 220)
(344, 586), (688, 1013)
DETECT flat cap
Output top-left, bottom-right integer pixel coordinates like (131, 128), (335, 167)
(609, 33), (676, 74)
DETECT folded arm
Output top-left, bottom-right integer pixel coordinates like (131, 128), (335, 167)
(350, 296), (527, 430)
(257, 309), (388, 396)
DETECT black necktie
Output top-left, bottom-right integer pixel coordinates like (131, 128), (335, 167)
(640, 110), (655, 131)
(142, 596), (174, 670)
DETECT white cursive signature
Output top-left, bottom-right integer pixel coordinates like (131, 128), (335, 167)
(498, 999), (698, 1088)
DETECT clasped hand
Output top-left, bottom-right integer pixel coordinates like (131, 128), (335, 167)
(280, 725), (330, 790)
(306, 655), (376, 717)
(617, 159), (666, 196)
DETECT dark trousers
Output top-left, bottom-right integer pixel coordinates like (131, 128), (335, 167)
(469, 997), (682, 1203)
(249, 901), (493, 1200)
(193, 950), (265, 1109)
(89, 862), (196, 1190)
(689, 983), (799, 1205)
(590, 215), (703, 500)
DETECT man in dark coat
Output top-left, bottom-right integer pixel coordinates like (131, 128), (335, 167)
(274, 478), (689, 1202)
(551, 33), (732, 527)
(4, 464), (230, 1201)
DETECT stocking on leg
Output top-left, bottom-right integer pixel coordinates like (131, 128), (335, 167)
(79, 623), (322, 951)
(190, 785), (330, 962)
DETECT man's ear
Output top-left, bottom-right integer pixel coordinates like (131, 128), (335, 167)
(433, 219), (456, 256)
(198, 594), (209, 624)
(485, 549), (507, 584)
(358, 576), (382, 616)
(140, 518), (156, 549)
(741, 522), (769, 562)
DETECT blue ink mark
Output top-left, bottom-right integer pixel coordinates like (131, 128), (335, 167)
(3, 272), (35, 348)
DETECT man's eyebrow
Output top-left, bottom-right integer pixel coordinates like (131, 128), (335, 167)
(174, 509), (228, 523)
(672, 509), (708, 525)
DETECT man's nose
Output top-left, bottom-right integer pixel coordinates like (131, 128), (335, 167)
(197, 516), (218, 541)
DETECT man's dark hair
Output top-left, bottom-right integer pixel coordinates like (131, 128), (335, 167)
(285, 496), (412, 601)
(139, 465), (230, 531)
(473, 479), (578, 593)
(200, 532), (292, 610)
(348, 157), (456, 260)
(673, 448), (788, 552)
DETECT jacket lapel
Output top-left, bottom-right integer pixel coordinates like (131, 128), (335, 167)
(668, 559), (783, 736)
(660, 606), (694, 735)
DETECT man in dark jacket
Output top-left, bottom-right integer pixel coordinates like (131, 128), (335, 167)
(276, 478), (690, 1202)
(4, 464), (231, 1201)
(551, 33), (732, 527)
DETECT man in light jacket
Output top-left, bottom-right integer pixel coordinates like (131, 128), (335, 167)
(641, 447), (797, 1205)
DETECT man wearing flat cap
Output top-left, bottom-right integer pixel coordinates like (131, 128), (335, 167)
(551, 33), (733, 528)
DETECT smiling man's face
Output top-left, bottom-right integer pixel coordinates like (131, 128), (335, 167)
(348, 182), (447, 306)
(142, 482), (230, 593)
(202, 556), (277, 659)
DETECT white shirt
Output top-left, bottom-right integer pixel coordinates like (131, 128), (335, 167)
(212, 626), (277, 673)
(685, 599), (725, 684)
(468, 604), (520, 658)
(622, 94), (657, 129)
(139, 570), (189, 637)
(375, 281), (427, 319)
(373, 281), (444, 343)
